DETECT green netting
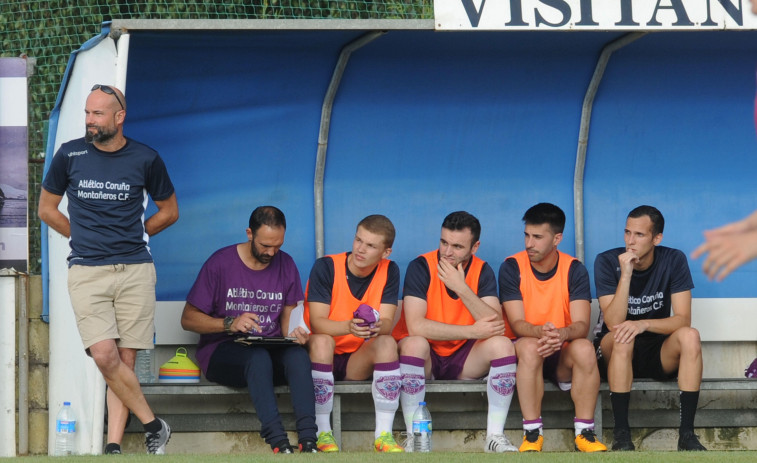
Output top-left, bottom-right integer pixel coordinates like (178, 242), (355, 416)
(1, 0), (433, 274)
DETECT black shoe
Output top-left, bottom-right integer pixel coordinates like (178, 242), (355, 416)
(273, 440), (295, 454)
(299, 440), (320, 453)
(611, 428), (635, 451)
(678, 431), (707, 451)
(104, 443), (122, 455)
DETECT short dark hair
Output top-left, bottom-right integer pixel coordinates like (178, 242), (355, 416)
(357, 214), (396, 248)
(442, 211), (481, 243)
(248, 206), (286, 234)
(628, 205), (664, 235)
(522, 203), (565, 234)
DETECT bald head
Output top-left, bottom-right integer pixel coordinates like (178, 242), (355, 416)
(89, 84), (126, 112)
(85, 85), (127, 149)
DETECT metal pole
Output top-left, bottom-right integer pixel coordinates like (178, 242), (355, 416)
(17, 274), (29, 455)
(314, 31), (386, 258)
(574, 32), (646, 263)
(0, 272), (17, 456)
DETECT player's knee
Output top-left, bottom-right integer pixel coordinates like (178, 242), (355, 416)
(484, 334), (515, 357)
(373, 334), (398, 350)
(608, 338), (634, 359)
(514, 338), (539, 361)
(677, 327), (702, 352)
(571, 338), (594, 356)
(308, 333), (335, 354)
(398, 335), (430, 357)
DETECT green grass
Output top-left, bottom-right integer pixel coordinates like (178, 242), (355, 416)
(5, 452), (757, 463)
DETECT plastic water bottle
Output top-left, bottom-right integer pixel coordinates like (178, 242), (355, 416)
(136, 349), (154, 383)
(53, 402), (76, 456)
(412, 401), (432, 452)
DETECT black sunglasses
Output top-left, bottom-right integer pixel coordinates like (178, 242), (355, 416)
(91, 84), (125, 110)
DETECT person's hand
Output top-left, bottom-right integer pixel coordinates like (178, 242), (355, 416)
(233, 313), (261, 333)
(288, 326), (310, 345)
(437, 259), (468, 295)
(618, 250), (639, 277)
(348, 317), (375, 339)
(536, 322), (563, 357)
(469, 314), (505, 339)
(692, 228), (757, 281)
(611, 320), (649, 344)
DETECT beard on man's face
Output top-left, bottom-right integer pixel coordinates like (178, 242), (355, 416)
(85, 125), (116, 143)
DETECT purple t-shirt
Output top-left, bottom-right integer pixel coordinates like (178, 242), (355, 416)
(186, 244), (304, 373)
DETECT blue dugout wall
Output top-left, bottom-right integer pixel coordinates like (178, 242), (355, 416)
(118, 28), (756, 301)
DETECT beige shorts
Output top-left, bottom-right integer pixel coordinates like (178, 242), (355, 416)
(67, 263), (156, 351)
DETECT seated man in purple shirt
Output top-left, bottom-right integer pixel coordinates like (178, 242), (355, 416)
(181, 206), (318, 454)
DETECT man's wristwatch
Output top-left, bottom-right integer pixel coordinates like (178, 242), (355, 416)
(223, 316), (235, 334)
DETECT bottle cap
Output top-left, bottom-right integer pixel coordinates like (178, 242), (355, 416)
(419, 401), (426, 405)
(63, 401), (70, 406)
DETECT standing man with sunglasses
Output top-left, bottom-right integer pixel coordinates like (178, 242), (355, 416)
(39, 85), (178, 454)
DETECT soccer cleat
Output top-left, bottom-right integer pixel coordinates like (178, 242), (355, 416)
(145, 418), (171, 455)
(273, 440), (294, 454)
(316, 430), (340, 452)
(485, 433), (518, 453)
(678, 431), (707, 451)
(299, 440), (320, 453)
(519, 428), (543, 452)
(611, 427), (635, 451)
(574, 429), (607, 452)
(374, 432), (404, 453)
(401, 432), (414, 452)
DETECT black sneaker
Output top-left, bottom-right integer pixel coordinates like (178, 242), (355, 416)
(299, 440), (320, 453)
(611, 428), (635, 451)
(145, 418), (171, 454)
(104, 443), (121, 454)
(678, 431), (707, 451)
(273, 440), (295, 454)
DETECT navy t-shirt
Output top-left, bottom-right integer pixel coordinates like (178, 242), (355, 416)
(593, 245), (694, 339)
(42, 137), (174, 266)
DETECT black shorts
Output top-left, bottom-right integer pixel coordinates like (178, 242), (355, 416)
(594, 333), (677, 381)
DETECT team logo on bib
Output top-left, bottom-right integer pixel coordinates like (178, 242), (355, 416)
(313, 378), (334, 405)
(375, 374), (401, 401)
(490, 371), (516, 396)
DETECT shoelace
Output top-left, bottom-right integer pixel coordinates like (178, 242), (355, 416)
(581, 429), (597, 442)
(525, 429), (541, 443)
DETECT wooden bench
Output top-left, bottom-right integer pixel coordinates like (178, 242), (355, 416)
(139, 378), (757, 447)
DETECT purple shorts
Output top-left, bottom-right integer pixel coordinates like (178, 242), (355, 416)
(333, 352), (353, 381)
(430, 339), (477, 380)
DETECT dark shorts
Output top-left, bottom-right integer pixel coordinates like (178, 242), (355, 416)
(430, 339), (477, 380)
(594, 333), (677, 381)
(333, 352), (353, 381)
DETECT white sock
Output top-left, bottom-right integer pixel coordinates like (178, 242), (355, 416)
(399, 356), (426, 434)
(574, 418), (594, 436)
(486, 356), (516, 436)
(312, 363), (334, 434)
(524, 417), (543, 435)
(373, 361), (402, 437)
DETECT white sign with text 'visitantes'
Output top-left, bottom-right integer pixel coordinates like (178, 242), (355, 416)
(435, 0), (757, 31)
